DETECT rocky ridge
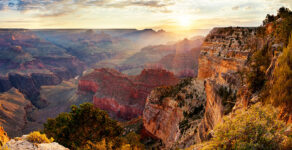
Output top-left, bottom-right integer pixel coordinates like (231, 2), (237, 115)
(142, 27), (259, 149)
(195, 27), (257, 142)
(79, 68), (179, 120)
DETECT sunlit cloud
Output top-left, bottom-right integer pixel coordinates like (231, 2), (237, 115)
(0, 0), (291, 31)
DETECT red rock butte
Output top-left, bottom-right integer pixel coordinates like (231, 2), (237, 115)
(78, 68), (179, 120)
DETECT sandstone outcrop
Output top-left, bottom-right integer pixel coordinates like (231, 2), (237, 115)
(143, 79), (206, 149)
(196, 27), (257, 142)
(142, 27), (258, 149)
(6, 135), (68, 150)
(79, 68), (179, 120)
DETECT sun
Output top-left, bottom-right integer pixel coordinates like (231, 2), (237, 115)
(178, 16), (191, 27)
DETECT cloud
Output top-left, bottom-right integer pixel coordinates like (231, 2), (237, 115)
(0, 0), (175, 17)
(107, 0), (175, 8)
(232, 6), (239, 10)
(0, 2), (3, 10)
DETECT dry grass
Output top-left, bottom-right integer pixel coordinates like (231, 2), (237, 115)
(26, 131), (53, 144)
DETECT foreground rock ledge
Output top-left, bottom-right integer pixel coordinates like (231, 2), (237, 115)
(6, 135), (68, 150)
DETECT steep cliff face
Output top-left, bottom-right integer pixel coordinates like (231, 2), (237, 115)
(196, 80), (224, 142)
(0, 88), (33, 137)
(143, 79), (206, 149)
(8, 73), (63, 108)
(142, 27), (258, 149)
(79, 68), (179, 120)
(196, 27), (257, 142)
(198, 27), (256, 82)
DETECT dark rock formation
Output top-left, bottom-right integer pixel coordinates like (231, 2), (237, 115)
(0, 76), (12, 92)
(8, 73), (63, 108)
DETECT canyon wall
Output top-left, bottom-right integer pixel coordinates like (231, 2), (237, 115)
(143, 79), (206, 149)
(0, 88), (33, 137)
(142, 27), (258, 149)
(195, 27), (257, 142)
(78, 68), (179, 120)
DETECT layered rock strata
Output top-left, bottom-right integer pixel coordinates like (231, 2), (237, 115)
(79, 68), (179, 120)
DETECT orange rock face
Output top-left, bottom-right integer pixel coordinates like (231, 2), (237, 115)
(78, 68), (179, 120)
(143, 97), (184, 147)
(142, 78), (206, 149)
(196, 27), (257, 142)
(196, 80), (224, 142)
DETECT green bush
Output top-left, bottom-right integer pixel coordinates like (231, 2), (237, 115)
(26, 131), (53, 144)
(44, 103), (143, 149)
(201, 104), (292, 150)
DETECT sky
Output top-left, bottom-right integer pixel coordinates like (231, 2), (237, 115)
(0, 0), (291, 32)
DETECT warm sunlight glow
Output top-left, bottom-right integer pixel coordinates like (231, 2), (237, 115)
(178, 16), (191, 27)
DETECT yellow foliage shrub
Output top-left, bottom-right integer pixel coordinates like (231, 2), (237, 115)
(0, 127), (9, 146)
(26, 131), (54, 144)
(195, 104), (292, 150)
(0, 145), (10, 150)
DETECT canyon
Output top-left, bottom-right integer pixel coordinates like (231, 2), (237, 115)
(0, 28), (203, 137)
(79, 68), (179, 120)
(141, 27), (262, 149)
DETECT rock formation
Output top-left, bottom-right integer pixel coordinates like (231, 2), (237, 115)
(6, 135), (68, 150)
(0, 88), (33, 137)
(195, 27), (257, 142)
(0, 76), (12, 92)
(8, 73), (63, 108)
(142, 27), (258, 149)
(143, 78), (206, 149)
(79, 68), (179, 120)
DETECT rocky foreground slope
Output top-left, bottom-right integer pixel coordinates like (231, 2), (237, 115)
(79, 68), (179, 120)
(142, 27), (259, 149)
(5, 135), (68, 150)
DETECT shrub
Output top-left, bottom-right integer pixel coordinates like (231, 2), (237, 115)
(0, 145), (10, 150)
(26, 131), (53, 144)
(44, 103), (143, 149)
(201, 104), (292, 150)
(0, 127), (9, 146)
